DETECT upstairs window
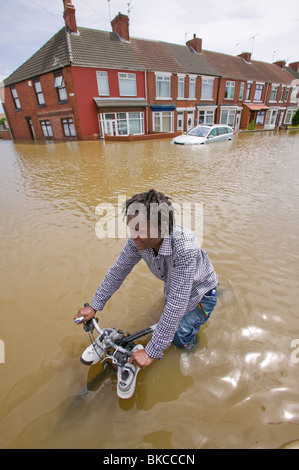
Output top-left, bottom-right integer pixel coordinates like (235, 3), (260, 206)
(118, 73), (137, 96)
(201, 77), (214, 100)
(11, 87), (21, 109)
(54, 74), (67, 101)
(254, 83), (264, 101)
(177, 75), (185, 98)
(96, 71), (109, 96)
(279, 86), (285, 101)
(245, 82), (252, 100)
(239, 82), (245, 100)
(225, 81), (235, 99)
(189, 76), (196, 99)
(270, 84), (278, 101)
(34, 80), (45, 106)
(156, 73), (171, 99)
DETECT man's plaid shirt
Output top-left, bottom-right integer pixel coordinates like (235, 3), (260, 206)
(91, 225), (218, 359)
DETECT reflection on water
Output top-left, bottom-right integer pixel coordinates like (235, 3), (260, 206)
(0, 130), (299, 449)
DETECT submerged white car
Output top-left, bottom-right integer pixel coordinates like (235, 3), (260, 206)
(171, 124), (235, 145)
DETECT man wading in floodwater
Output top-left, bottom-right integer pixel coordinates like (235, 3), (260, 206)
(74, 189), (218, 369)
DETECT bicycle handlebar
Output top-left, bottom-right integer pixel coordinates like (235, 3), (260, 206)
(76, 303), (157, 358)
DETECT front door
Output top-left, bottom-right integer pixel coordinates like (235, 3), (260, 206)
(105, 119), (116, 136)
(187, 111), (194, 131)
(26, 117), (36, 139)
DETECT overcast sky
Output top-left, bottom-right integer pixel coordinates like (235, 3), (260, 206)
(0, 0), (298, 113)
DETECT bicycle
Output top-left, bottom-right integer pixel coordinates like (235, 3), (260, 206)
(75, 304), (157, 399)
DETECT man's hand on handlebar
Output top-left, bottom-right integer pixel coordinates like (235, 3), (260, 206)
(129, 348), (155, 368)
(74, 305), (96, 323)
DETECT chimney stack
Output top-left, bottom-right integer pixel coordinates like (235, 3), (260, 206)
(273, 60), (286, 69)
(238, 52), (252, 63)
(186, 34), (202, 54)
(63, 0), (78, 33)
(111, 13), (130, 42)
(289, 61), (299, 72)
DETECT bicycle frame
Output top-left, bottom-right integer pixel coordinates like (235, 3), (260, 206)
(80, 316), (157, 368)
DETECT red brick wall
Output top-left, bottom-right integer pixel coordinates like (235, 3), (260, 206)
(146, 72), (220, 131)
(71, 66), (147, 139)
(3, 67), (78, 140)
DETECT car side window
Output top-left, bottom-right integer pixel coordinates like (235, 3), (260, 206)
(218, 127), (226, 135)
(209, 128), (218, 137)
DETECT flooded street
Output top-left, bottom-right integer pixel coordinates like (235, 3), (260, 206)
(0, 130), (299, 449)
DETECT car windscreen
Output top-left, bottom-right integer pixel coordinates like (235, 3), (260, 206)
(187, 126), (210, 137)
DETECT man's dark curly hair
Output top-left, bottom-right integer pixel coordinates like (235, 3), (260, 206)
(123, 189), (175, 236)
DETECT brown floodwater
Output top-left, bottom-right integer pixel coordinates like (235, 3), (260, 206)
(0, 130), (299, 449)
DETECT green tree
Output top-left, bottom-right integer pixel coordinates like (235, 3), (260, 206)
(292, 109), (299, 126)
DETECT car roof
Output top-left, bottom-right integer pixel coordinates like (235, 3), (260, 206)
(195, 124), (231, 128)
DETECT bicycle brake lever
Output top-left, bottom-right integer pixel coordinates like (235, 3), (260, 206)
(83, 317), (98, 333)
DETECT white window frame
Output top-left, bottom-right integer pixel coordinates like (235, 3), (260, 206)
(197, 106), (216, 124)
(245, 82), (252, 101)
(284, 108), (297, 124)
(40, 119), (53, 138)
(269, 84), (279, 102)
(152, 111), (174, 132)
(253, 83), (264, 102)
(279, 86), (285, 102)
(177, 74), (185, 99)
(220, 107), (236, 126)
(239, 82), (245, 100)
(265, 108), (278, 128)
(255, 110), (266, 125)
(155, 72), (171, 99)
(189, 75), (196, 99)
(118, 73), (137, 97)
(11, 87), (21, 109)
(54, 74), (67, 101)
(96, 71), (110, 96)
(100, 112), (144, 136)
(225, 81), (235, 100)
(290, 86), (298, 103)
(201, 76), (214, 100)
(34, 80), (45, 106)
(62, 118), (76, 137)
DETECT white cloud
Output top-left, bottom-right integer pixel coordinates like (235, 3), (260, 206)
(0, 0), (298, 87)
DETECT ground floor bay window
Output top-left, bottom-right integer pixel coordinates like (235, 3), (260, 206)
(284, 108), (298, 125)
(100, 112), (144, 136)
(197, 106), (216, 125)
(152, 111), (174, 132)
(219, 107), (236, 127)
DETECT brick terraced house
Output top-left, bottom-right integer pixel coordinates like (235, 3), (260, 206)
(202, 51), (297, 131)
(2, 0), (298, 141)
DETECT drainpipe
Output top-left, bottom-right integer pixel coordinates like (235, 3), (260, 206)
(145, 71), (148, 134)
(215, 76), (221, 123)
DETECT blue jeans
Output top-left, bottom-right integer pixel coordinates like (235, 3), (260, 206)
(172, 287), (217, 348)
